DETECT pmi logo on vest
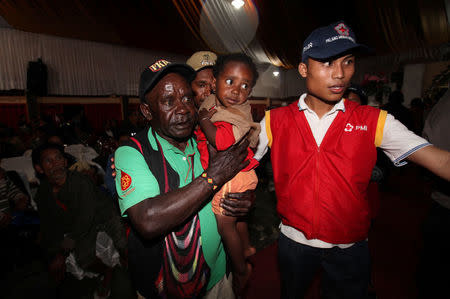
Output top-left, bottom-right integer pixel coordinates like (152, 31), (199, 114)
(344, 123), (367, 132)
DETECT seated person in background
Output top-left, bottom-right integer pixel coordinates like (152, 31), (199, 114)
(382, 90), (413, 129)
(32, 143), (127, 298)
(46, 133), (77, 167)
(0, 164), (31, 278)
(196, 53), (260, 296)
(0, 166), (30, 224)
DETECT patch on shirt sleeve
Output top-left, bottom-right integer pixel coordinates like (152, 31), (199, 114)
(120, 171), (132, 191)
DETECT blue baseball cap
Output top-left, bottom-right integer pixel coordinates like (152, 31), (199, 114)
(301, 21), (369, 63)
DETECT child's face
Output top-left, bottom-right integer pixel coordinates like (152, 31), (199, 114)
(299, 54), (355, 103)
(215, 61), (253, 107)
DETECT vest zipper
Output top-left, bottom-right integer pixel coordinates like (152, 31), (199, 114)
(312, 146), (320, 238)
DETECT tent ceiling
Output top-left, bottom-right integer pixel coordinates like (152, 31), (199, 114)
(0, 0), (448, 69)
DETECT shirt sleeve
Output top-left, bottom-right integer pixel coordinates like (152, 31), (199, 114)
(114, 146), (160, 216)
(5, 176), (27, 205)
(215, 122), (236, 151)
(380, 113), (431, 166)
(254, 116), (269, 161)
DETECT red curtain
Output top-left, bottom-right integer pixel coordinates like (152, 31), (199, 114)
(0, 104), (27, 129)
(39, 103), (122, 133)
(83, 104), (122, 133)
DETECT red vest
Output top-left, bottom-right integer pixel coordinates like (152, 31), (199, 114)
(268, 100), (386, 244)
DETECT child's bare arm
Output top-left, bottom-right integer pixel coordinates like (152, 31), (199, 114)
(198, 108), (218, 147)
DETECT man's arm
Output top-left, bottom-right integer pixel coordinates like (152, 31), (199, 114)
(127, 138), (250, 240)
(379, 112), (450, 181)
(407, 145), (450, 182)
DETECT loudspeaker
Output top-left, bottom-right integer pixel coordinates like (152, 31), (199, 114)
(27, 58), (48, 96)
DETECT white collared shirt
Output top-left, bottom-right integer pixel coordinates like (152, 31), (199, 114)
(254, 93), (430, 248)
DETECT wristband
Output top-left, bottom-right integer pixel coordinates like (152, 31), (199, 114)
(201, 172), (218, 190)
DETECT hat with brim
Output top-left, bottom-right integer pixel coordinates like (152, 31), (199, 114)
(139, 60), (196, 102)
(306, 42), (370, 62)
(301, 21), (371, 63)
(186, 51), (217, 72)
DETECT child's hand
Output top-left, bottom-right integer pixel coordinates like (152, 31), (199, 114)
(198, 108), (216, 122)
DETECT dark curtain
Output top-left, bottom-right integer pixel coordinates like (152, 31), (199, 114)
(0, 104), (27, 128)
(39, 103), (122, 133)
(84, 104), (122, 133)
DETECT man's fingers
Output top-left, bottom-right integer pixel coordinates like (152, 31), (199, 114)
(221, 197), (252, 208)
(227, 190), (256, 201)
(221, 209), (247, 217)
(220, 197), (252, 217)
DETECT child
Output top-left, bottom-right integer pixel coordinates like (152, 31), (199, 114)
(195, 53), (260, 296)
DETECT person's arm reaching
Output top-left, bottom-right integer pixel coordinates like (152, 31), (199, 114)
(379, 112), (450, 181)
(126, 137), (250, 240)
(407, 145), (450, 181)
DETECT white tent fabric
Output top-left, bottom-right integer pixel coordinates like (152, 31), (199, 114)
(0, 27), (186, 96)
(1, 27), (425, 99)
(0, 27), (307, 98)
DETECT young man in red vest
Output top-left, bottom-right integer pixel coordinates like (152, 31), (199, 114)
(254, 21), (450, 298)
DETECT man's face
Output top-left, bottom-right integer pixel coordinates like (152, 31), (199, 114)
(215, 61), (253, 108)
(144, 73), (196, 145)
(191, 68), (214, 108)
(299, 54), (355, 103)
(36, 148), (67, 184)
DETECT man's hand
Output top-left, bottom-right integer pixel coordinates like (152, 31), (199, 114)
(206, 135), (249, 187)
(221, 189), (255, 217)
(48, 253), (66, 283)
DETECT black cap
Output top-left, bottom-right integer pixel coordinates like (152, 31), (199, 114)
(138, 59), (196, 102)
(301, 21), (370, 63)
